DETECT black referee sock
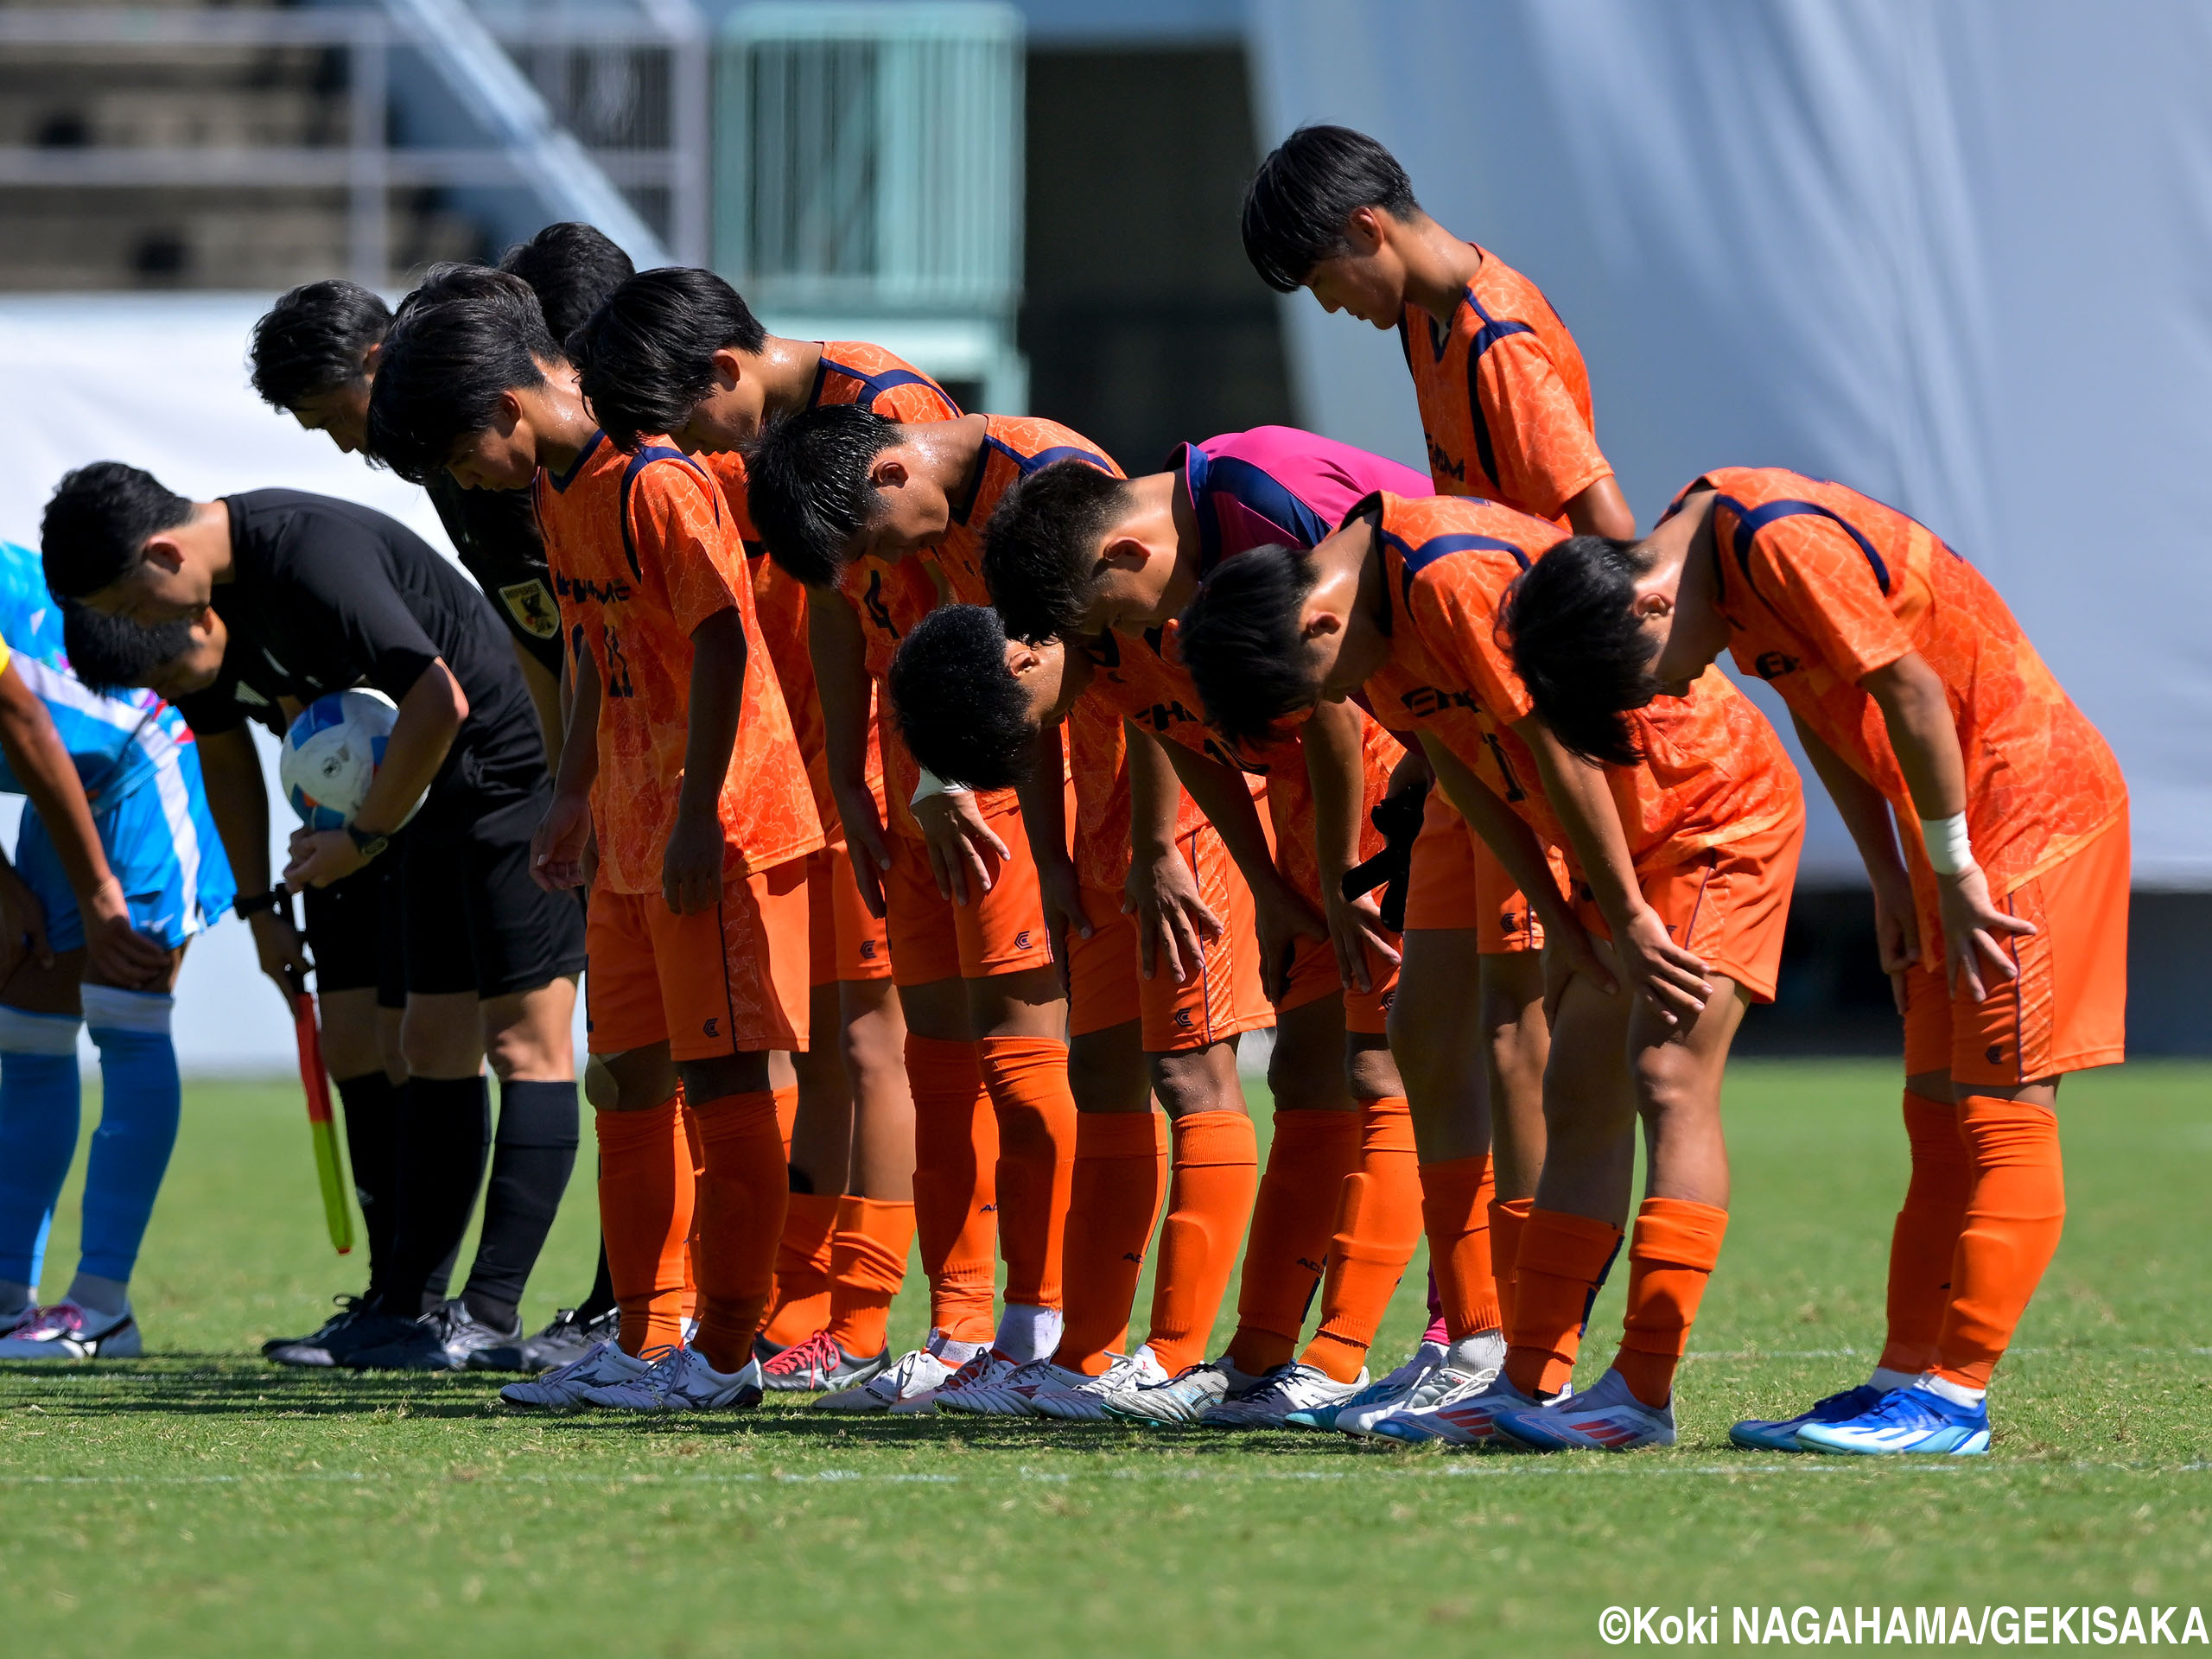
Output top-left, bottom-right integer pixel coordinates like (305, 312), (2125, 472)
(333, 1072), (399, 1299)
(383, 1076), (492, 1319)
(462, 1079), (579, 1332)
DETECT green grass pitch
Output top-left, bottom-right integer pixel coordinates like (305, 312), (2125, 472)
(3, 1060), (2209, 1654)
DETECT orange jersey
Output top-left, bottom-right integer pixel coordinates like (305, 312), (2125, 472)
(810, 340), (963, 423)
(1400, 245), (1613, 522)
(846, 416), (1121, 843)
(536, 433), (822, 893)
(1692, 467), (2126, 893)
(1363, 493), (1800, 872)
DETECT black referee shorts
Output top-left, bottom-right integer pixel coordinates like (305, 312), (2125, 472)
(301, 861), (405, 1010)
(402, 786), (587, 1000)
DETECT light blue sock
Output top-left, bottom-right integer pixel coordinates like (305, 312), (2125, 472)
(78, 988), (180, 1286)
(0, 1006), (86, 1298)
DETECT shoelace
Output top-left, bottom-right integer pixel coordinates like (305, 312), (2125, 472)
(940, 1351), (1000, 1390)
(536, 1339), (620, 1387)
(1862, 1388), (1948, 1428)
(763, 1330), (839, 1380)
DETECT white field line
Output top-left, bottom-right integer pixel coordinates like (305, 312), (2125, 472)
(2, 1459), (2208, 1491)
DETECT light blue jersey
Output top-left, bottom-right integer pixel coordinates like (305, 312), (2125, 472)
(0, 543), (234, 951)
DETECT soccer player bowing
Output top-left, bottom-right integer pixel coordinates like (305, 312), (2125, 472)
(41, 465), (588, 1372)
(1179, 493), (1805, 1452)
(370, 273), (824, 1413)
(1503, 471), (2126, 1456)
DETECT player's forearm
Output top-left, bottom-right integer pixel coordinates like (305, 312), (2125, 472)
(1160, 740), (1275, 893)
(1302, 699), (1367, 888)
(1563, 474), (1636, 541)
(197, 727), (274, 894)
(1125, 722), (1180, 859)
(554, 646), (602, 804)
(809, 593), (873, 801)
(678, 607), (748, 824)
(516, 639), (564, 769)
(0, 664), (117, 904)
(1420, 732), (1571, 929)
(1515, 712), (1643, 925)
(354, 659), (467, 837)
(1790, 709), (1909, 880)
(1014, 721), (1071, 871)
(1862, 653), (1968, 823)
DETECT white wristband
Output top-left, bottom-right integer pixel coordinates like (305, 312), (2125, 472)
(1919, 811), (1976, 876)
(911, 766), (971, 807)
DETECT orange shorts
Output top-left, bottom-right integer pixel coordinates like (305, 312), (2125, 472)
(586, 859), (811, 1060)
(1403, 788), (1566, 952)
(1277, 930), (1400, 1034)
(1574, 821), (1802, 1006)
(880, 786), (1055, 988)
(1066, 828), (1274, 1052)
(807, 844), (893, 987)
(1903, 811), (2129, 1085)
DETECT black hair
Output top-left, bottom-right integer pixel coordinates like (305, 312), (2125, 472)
(249, 279), (392, 410)
(40, 462), (194, 600)
(62, 602), (195, 694)
(1499, 535), (1659, 768)
(887, 606), (1035, 791)
(742, 403), (900, 588)
(1175, 543), (1322, 747)
(981, 460), (1131, 642)
(498, 221), (637, 343)
(365, 270), (559, 484)
(1241, 124), (1421, 293)
(569, 267), (769, 454)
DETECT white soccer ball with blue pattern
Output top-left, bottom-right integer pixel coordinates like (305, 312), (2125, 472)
(279, 688), (417, 832)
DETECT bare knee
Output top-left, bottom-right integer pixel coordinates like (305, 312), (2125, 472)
(1070, 1023), (1147, 1115)
(1150, 1043), (1246, 1119)
(595, 1045), (678, 1114)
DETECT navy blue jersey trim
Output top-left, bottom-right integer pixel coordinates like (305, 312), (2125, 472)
(1461, 290), (1535, 493)
(1719, 494), (1891, 596)
(955, 435), (1115, 526)
(546, 430), (605, 494)
(1185, 448), (1333, 576)
(816, 357), (962, 418)
(619, 445), (721, 584)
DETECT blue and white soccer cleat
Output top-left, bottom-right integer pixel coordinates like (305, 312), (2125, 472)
(1728, 1383), (1887, 1452)
(1794, 1383), (1990, 1456)
(1371, 1371), (1551, 1446)
(1491, 1369), (1675, 1452)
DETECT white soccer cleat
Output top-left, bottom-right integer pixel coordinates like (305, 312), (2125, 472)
(1031, 1348), (1170, 1422)
(1372, 1370), (1556, 1446)
(899, 1349), (1014, 1416)
(1199, 1361), (1368, 1429)
(0, 1300), (141, 1361)
(1102, 1356), (1262, 1426)
(579, 1346), (763, 1412)
(1491, 1368), (1676, 1452)
(498, 1338), (652, 1411)
(1336, 1355), (1501, 1439)
(821, 1345), (955, 1414)
(935, 1356), (1082, 1418)
(1287, 1339), (1445, 1431)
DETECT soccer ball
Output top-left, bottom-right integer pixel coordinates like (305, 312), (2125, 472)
(278, 689), (420, 833)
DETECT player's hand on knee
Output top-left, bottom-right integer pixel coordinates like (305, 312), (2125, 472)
(1324, 889), (1399, 996)
(1124, 847), (1220, 985)
(1613, 902), (1710, 1027)
(832, 783), (893, 919)
(913, 788), (1005, 906)
(1541, 914), (1612, 1023)
(1252, 877), (1327, 1006)
(1937, 866), (2035, 1004)
(1868, 863), (1921, 1014)
(83, 876), (168, 989)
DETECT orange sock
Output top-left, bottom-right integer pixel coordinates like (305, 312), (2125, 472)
(772, 1082), (799, 1157)
(1053, 1110), (1169, 1374)
(1879, 1090), (1971, 1376)
(1611, 1197), (1729, 1408)
(976, 1034), (1078, 1313)
(1933, 1096), (2065, 1389)
(1301, 1097), (1425, 1382)
(1143, 1109), (1259, 1376)
(688, 1089), (789, 1374)
(594, 1098), (695, 1356)
(905, 1034), (998, 1344)
(1503, 1207), (1623, 1397)
(824, 1196), (914, 1359)
(679, 1092), (703, 1324)
(760, 1190), (840, 1347)
(1421, 1154), (1502, 1340)
(1225, 1108), (1362, 1375)
(1490, 1196), (1532, 1338)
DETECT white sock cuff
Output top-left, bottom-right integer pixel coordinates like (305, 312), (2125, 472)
(0, 1003), (83, 1055)
(80, 985), (175, 1036)
(993, 1303), (1064, 1364)
(1920, 1373), (1986, 1408)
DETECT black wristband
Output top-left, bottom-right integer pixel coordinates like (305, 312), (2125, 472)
(233, 888), (288, 920)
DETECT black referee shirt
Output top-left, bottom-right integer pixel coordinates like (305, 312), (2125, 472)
(423, 472), (565, 678)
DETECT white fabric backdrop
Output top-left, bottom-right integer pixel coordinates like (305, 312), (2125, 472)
(0, 295), (595, 1071)
(1245, 0), (2212, 886)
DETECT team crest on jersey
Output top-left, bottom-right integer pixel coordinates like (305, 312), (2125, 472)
(499, 580), (561, 640)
